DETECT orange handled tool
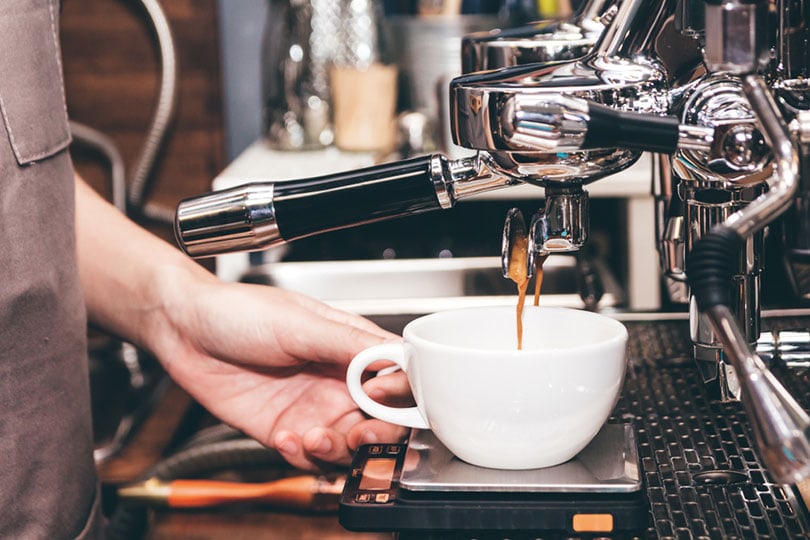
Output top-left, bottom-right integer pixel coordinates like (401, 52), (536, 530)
(119, 475), (345, 511)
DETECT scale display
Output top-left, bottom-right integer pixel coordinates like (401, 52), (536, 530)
(339, 422), (648, 536)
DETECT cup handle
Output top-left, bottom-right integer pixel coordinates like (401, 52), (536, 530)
(346, 343), (429, 429)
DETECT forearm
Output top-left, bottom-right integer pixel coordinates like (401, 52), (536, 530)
(74, 174), (215, 352)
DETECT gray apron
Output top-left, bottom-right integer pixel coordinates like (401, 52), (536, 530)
(0, 0), (102, 538)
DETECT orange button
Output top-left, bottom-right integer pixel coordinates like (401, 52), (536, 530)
(572, 513), (614, 532)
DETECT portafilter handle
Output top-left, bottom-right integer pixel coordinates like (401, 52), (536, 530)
(453, 89), (715, 155)
(175, 153), (513, 258)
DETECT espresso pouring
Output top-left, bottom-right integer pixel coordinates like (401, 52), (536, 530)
(507, 244), (549, 350)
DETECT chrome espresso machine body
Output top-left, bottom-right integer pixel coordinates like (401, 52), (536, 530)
(176, 0), (810, 536)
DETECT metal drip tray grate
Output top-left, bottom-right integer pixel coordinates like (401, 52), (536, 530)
(617, 316), (810, 540)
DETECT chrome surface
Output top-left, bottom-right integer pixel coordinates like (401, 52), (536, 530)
(677, 124), (716, 152)
(757, 329), (810, 366)
(175, 183), (279, 257)
(430, 154), (453, 209)
(704, 1), (769, 74)
(794, 110), (810, 145)
(443, 153), (518, 202)
(451, 0), (701, 188)
(685, 75), (800, 404)
(706, 305), (810, 484)
(684, 183), (765, 354)
(499, 93), (590, 152)
(775, 0), (810, 80)
(174, 152), (519, 259)
(661, 214), (686, 281)
(399, 423), (640, 493)
(469, 92), (714, 154)
(460, 0), (612, 73)
(500, 186), (590, 285)
(674, 75), (772, 185)
(529, 185), (589, 253)
(724, 76), (800, 239)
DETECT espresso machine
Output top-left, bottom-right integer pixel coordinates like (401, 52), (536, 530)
(175, 0), (810, 536)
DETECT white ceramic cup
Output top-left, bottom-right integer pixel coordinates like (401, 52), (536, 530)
(346, 306), (628, 470)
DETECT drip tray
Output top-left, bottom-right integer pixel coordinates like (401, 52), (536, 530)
(240, 255), (623, 315)
(619, 316), (810, 539)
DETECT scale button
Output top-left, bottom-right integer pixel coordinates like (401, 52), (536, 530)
(356, 493), (373, 503)
(374, 493), (390, 503)
(386, 445), (401, 455)
(572, 513), (614, 533)
(369, 445), (384, 454)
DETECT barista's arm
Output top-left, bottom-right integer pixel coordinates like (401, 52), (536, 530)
(73, 174), (408, 469)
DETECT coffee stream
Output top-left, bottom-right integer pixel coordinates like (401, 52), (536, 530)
(508, 241), (549, 349)
(533, 254), (549, 308)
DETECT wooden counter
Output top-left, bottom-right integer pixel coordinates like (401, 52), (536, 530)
(146, 511), (392, 540)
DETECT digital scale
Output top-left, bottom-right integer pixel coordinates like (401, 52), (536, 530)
(339, 422), (647, 538)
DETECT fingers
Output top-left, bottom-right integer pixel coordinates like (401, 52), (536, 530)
(288, 291), (396, 341)
(277, 317), (392, 367)
(187, 283), (398, 370)
(363, 370), (413, 407)
(274, 426), (366, 470)
(302, 427), (352, 465)
(346, 419), (409, 451)
(274, 417), (409, 470)
(274, 430), (327, 471)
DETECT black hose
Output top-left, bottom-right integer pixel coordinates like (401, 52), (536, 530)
(685, 225), (745, 312)
(105, 438), (285, 540)
(175, 423), (246, 452)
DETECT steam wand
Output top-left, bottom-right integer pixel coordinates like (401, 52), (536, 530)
(687, 75), (810, 484)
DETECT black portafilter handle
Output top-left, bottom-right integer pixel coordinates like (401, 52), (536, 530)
(174, 154), (451, 258)
(686, 225), (745, 313)
(583, 103), (689, 154)
(498, 95), (715, 154)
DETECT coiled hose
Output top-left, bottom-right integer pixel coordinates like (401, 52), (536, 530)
(106, 437), (285, 540)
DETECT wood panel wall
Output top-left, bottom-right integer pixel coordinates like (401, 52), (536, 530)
(60, 0), (226, 242)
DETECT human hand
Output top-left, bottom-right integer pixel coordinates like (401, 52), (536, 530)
(146, 268), (410, 470)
